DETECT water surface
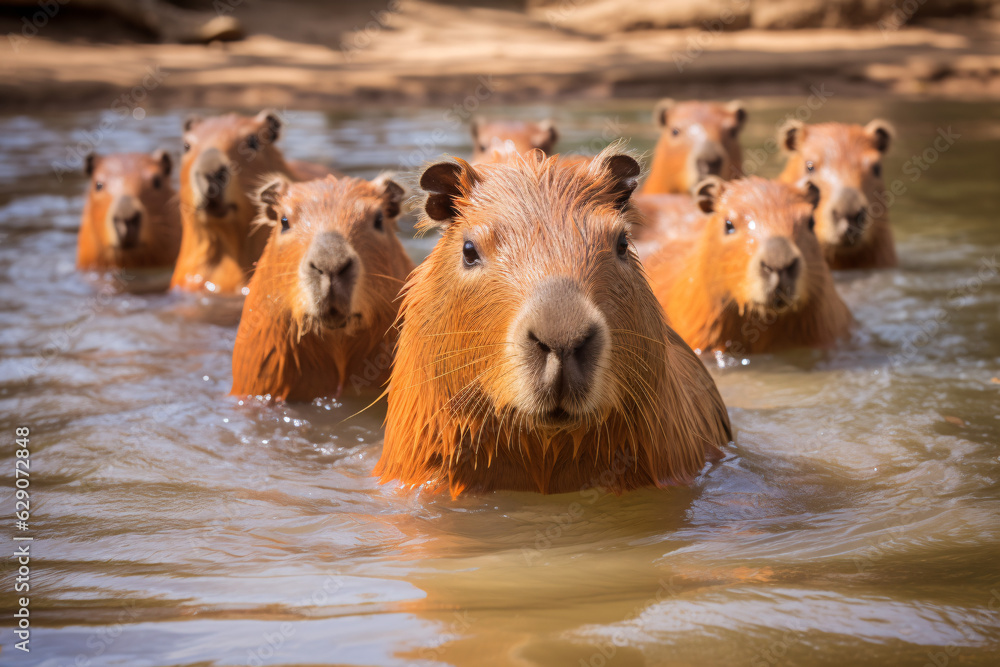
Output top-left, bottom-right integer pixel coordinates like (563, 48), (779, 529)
(1, 97), (999, 666)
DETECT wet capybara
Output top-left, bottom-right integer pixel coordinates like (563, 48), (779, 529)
(230, 174), (413, 402)
(777, 119), (897, 270)
(641, 99), (746, 195)
(77, 151), (180, 273)
(470, 118), (558, 163)
(374, 148), (732, 496)
(172, 110), (336, 294)
(647, 176), (853, 355)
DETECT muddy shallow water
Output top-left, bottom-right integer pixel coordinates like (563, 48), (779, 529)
(1, 98), (999, 666)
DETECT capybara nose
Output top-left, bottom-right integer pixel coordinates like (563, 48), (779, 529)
(759, 237), (802, 301)
(193, 148), (230, 212)
(842, 207), (868, 242)
(514, 278), (609, 412)
(306, 231), (359, 324)
(111, 198), (142, 249)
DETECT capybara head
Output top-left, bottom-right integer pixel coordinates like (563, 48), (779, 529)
(649, 176), (853, 354)
(254, 174), (409, 336)
(643, 99), (746, 194)
(778, 119), (895, 265)
(180, 109), (291, 229)
(375, 147), (732, 495)
(230, 174), (413, 401)
(470, 118), (558, 163)
(694, 176), (824, 314)
(77, 151), (180, 271)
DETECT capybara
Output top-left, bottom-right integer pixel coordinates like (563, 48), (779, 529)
(374, 148), (732, 496)
(470, 118), (558, 163)
(641, 99), (746, 195)
(647, 176), (853, 355)
(777, 119), (897, 270)
(171, 110), (335, 294)
(77, 151), (180, 273)
(230, 174), (413, 402)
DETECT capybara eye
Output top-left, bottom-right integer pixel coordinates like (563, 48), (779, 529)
(152, 176), (162, 189)
(280, 215), (290, 233)
(462, 240), (481, 267)
(670, 128), (681, 137)
(94, 181), (104, 192)
(807, 215), (816, 232)
(373, 210), (384, 231)
(805, 161), (815, 173)
(616, 230), (629, 258)
(872, 163), (882, 178)
(724, 219), (735, 235)
(246, 135), (259, 151)
(183, 142), (190, 153)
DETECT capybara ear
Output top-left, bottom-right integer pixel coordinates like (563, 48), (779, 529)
(653, 98), (676, 129)
(152, 149), (172, 177)
(778, 119), (805, 152)
(726, 100), (748, 133)
(255, 109), (283, 143)
(420, 160), (476, 223)
(599, 153), (641, 210)
(256, 176), (290, 222)
(865, 119), (894, 154)
(84, 152), (97, 177)
(373, 173), (405, 218)
(536, 119), (559, 149)
(694, 176), (726, 214)
(183, 115), (202, 132)
(802, 180), (821, 209)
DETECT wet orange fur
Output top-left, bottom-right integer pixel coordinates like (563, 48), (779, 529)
(471, 118), (558, 164)
(77, 152), (180, 272)
(647, 177), (853, 355)
(642, 99), (745, 195)
(778, 120), (897, 270)
(171, 111), (335, 294)
(231, 175), (413, 402)
(375, 148), (732, 496)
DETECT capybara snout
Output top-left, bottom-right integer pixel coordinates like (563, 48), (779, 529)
(755, 236), (804, 309)
(302, 230), (361, 329)
(190, 147), (232, 217)
(111, 199), (143, 250)
(509, 277), (611, 421)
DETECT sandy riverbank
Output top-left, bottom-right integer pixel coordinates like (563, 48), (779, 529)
(1, 0), (998, 114)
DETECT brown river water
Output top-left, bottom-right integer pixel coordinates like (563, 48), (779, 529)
(1, 98), (998, 666)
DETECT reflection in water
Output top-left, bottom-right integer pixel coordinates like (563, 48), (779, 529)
(0, 99), (999, 666)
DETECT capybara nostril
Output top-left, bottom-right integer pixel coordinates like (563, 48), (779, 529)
(514, 278), (609, 414)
